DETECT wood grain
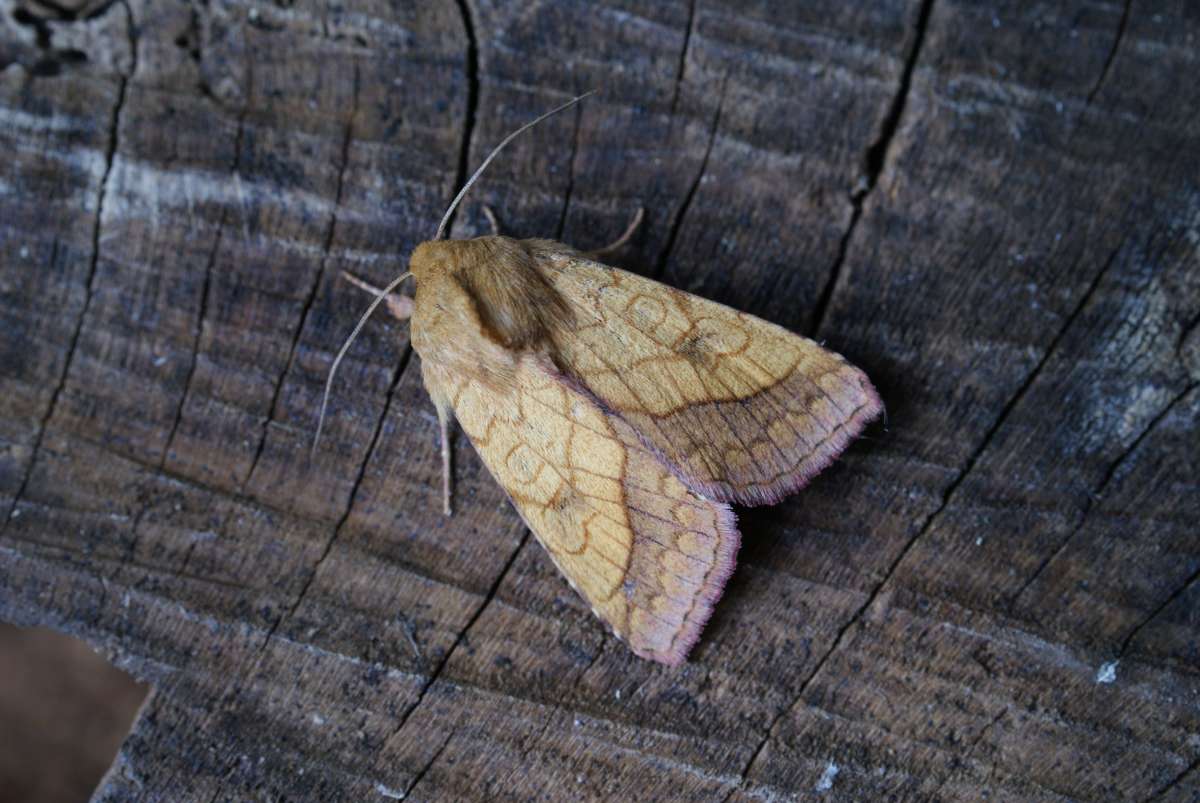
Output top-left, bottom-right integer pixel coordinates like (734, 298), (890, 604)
(1, 0), (1198, 800)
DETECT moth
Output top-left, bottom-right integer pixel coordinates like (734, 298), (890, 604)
(318, 94), (882, 666)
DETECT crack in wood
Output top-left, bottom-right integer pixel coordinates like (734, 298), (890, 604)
(244, 62), (361, 488)
(930, 706), (1011, 798)
(28, 424), (329, 527)
(1116, 390), (1200, 655)
(30, 524), (1186, 803)
(160, 104), (246, 469)
(30, 528), (1180, 789)
(653, 76), (726, 281)
(446, 0), (480, 236)
(728, 236), (1140, 790)
(1121, 565), (1200, 660)
(809, 0), (935, 338)
(567, 632), (607, 696)
(554, 102), (584, 242)
(380, 528), (533, 753)
(1142, 755), (1200, 803)
(402, 729), (455, 799)
(668, 0), (697, 119)
(259, 343), (415, 649)
(774, 238), (1120, 713)
(1011, 380), (1200, 612)
(242, 2), (494, 728)
(1086, 0), (1133, 106)
(728, 1), (938, 786)
(4, 421), (530, 619)
(184, 348), (420, 793)
(8, 3), (1199, 799)
(2, 1), (135, 534)
(726, 53), (1149, 803)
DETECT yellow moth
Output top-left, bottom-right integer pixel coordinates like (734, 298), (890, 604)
(318, 94), (882, 666)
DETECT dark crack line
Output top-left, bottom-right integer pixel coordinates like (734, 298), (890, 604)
(160, 110), (245, 469)
(233, 0), (480, 716)
(259, 344), (414, 649)
(244, 63), (360, 488)
(809, 0), (934, 338)
(860, 0), (934, 194)
(1011, 380), (1199, 610)
(1177, 310), (1200, 354)
(1118, 408), (1200, 657)
(2, 11), (133, 534)
(118, 0), (138, 74)
(732, 212), (1123, 790)
(29, 537), (1120, 803)
(29, 0), (121, 21)
(808, 203), (864, 338)
(1121, 564), (1200, 660)
(1086, 0), (1132, 106)
(381, 528), (533, 751)
(23, 518), (1196, 803)
(119, 504), (149, 570)
(568, 632), (608, 696)
(726, 4), (935, 786)
(161, 26), (248, 469)
(652, 76), (726, 281)
(24, 528), (723, 759)
(186, 294), (416, 739)
(1142, 756), (1200, 803)
(402, 729), (455, 798)
(554, 103), (583, 241)
(175, 538), (202, 580)
(509, 712), (562, 785)
(668, 0), (697, 118)
(199, 348), (416, 735)
(931, 706), (1010, 797)
(445, 0), (480, 235)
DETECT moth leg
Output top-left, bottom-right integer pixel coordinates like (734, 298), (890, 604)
(482, 204), (502, 236)
(340, 271), (414, 321)
(437, 402), (453, 516)
(585, 206), (645, 258)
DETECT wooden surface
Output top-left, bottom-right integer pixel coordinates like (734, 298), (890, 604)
(2, 0), (1198, 800)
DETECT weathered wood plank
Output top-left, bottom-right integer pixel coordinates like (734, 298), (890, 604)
(1, 0), (1198, 801)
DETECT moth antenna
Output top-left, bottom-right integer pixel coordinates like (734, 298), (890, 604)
(435, 89), (597, 240)
(312, 271), (413, 456)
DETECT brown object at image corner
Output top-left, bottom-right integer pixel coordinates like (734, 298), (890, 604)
(0, 623), (146, 803)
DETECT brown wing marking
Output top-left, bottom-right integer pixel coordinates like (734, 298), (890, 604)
(537, 255), (883, 505)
